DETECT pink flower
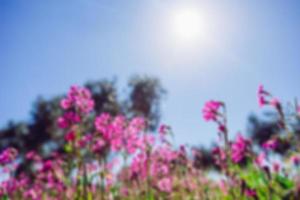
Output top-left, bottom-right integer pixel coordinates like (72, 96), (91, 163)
(245, 189), (256, 197)
(258, 84), (265, 95)
(42, 160), (53, 172)
(60, 85), (94, 114)
(262, 138), (278, 150)
(24, 188), (39, 200)
(159, 124), (170, 135)
(95, 114), (144, 154)
(92, 139), (106, 153)
(231, 133), (251, 163)
(157, 177), (172, 193)
(57, 116), (69, 129)
(291, 155), (300, 166)
(258, 84), (267, 107)
(94, 113), (111, 134)
(270, 98), (280, 108)
(257, 85), (281, 109)
(218, 180), (227, 194)
(64, 131), (76, 142)
(60, 98), (72, 110)
(77, 134), (92, 148)
(255, 152), (266, 167)
(26, 151), (40, 161)
(0, 147), (18, 165)
(272, 162), (280, 173)
(212, 146), (226, 166)
(258, 96), (266, 107)
(57, 111), (81, 129)
(218, 124), (226, 133)
(202, 100), (222, 121)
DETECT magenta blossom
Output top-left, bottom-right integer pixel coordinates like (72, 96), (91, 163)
(245, 189), (257, 197)
(202, 100), (223, 121)
(92, 139), (106, 153)
(212, 146), (226, 167)
(231, 134), (251, 163)
(57, 111), (81, 129)
(64, 131), (76, 142)
(258, 84), (267, 107)
(95, 114), (145, 154)
(26, 151), (40, 161)
(159, 124), (170, 135)
(291, 155), (300, 166)
(60, 85), (94, 114)
(270, 98), (280, 108)
(0, 148), (18, 165)
(272, 162), (280, 173)
(262, 138), (278, 151)
(157, 177), (172, 193)
(257, 85), (281, 109)
(255, 152), (266, 167)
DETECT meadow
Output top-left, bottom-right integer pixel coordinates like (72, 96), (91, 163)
(0, 85), (299, 200)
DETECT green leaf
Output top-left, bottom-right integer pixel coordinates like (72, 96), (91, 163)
(146, 190), (155, 200)
(275, 175), (294, 190)
(2, 195), (9, 200)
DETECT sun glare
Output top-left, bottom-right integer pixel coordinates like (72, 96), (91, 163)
(171, 8), (205, 42)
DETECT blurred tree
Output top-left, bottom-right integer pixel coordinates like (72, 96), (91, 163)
(247, 113), (281, 147)
(85, 79), (121, 116)
(126, 75), (166, 130)
(247, 109), (300, 155)
(0, 76), (165, 175)
(192, 146), (215, 170)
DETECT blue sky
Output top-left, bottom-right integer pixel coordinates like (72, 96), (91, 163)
(1, 0), (300, 147)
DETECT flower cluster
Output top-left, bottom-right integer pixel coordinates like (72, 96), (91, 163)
(0, 148), (18, 166)
(60, 85), (94, 114)
(231, 133), (251, 163)
(1, 84), (300, 199)
(202, 100), (223, 122)
(257, 84), (280, 108)
(94, 114), (145, 154)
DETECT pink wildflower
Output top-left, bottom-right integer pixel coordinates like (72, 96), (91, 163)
(258, 84), (267, 107)
(218, 180), (228, 194)
(157, 177), (172, 193)
(64, 131), (76, 142)
(25, 151), (41, 161)
(218, 124), (226, 133)
(60, 98), (72, 110)
(77, 133), (92, 148)
(60, 85), (94, 114)
(0, 148), (18, 165)
(202, 100), (222, 121)
(212, 146), (226, 166)
(92, 139), (106, 153)
(245, 189), (257, 197)
(94, 113), (111, 133)
(255, 152), (266, 167)
(57, 111), (81, 129)
(291, 155), (300, 166)
(159, 124), (170, 135)
(270, 98), (280, 108)
(231, 133), (251, 163)
(42, 160), (53, 172)
(262, 138), (278, 151)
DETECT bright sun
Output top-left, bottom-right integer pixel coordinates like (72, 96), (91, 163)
(171, 8), (204, 42)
